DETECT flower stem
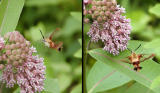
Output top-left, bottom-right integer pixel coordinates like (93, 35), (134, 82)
(0, 82), (3, 93)
(83, 39), (91, 93)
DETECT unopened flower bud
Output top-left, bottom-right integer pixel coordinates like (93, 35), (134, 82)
(10, 44), (15, 49)
(15, 42), (21, 48)
(12, 50), (17, 55)
(88, 10), (92, 14)
(102, 0), (107, 5)
(103, 16), (107, 21)
(4, 33), (10, 39)
(25, 47), (29, 53)
(84, 10), (88, 15)
(92, 15), (96, 19)
(13, 61), (19, 66)
(19, 59), (23, 63)
(15, 55), (20, 60)
(84, 18), (90, 23)
(97, 16), (102, 22)
(97, 6), (102, 11)
(6, 50), (11, 55)
(105, 11), (110, 16)
(0, 64), (4, 70)
(19, 38), (24, 43)
(100, 11), (105, 16)
(92, 6), (97, 11)
(103, 6), (107, 10)
(97, 1), (102, 6)
(110, 6), (115, 11)
(26, 41), (30, 46)
(21, 43), (26, 48)
(9, 55), (14, 60)
(0, 56), (2, 61)
(9, 35), (14, 42)
(2, 54), (7, 60)
(106, 2), (112, 7)
(17, 49), (22, 54)
(21, 53), (26, 59)
(5, 45), (9, 50)
(7, 59), (11, 64)
(94, 11), (99, 16)
(92, 1), (96, 5)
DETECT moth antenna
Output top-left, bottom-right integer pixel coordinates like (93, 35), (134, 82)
(39, 29), (45, 40)
(135, 44), (141, 51)
(127, 48), (132, 53)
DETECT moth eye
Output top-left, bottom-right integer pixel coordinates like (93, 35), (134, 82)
(58, 47), (62, 51)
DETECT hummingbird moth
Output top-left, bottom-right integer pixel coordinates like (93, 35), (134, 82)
(39, 28), (63, 51)
(121, 44), (155, 71)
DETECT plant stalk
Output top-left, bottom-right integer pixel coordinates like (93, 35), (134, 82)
(83, 39), (91, 93)
(0, 83), (3, 93)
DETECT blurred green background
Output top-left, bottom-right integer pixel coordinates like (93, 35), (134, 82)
(15, 0), (82, 93)
(84, 0), (160, 93)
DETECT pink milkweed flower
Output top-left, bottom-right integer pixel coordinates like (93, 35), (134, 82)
(86, 0), (131, 55)
(1, 31), (46, 93)
(83, 0), (92, 9)
(0, 36), (5, 50)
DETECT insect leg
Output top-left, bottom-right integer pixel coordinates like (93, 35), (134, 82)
(120, 59), (132, 64)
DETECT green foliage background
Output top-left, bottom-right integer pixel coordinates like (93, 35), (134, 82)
(84, 0), (160, 93)
(0, 0), (82, 93)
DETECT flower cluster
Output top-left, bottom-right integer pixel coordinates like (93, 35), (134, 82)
(84, 0), (131, 55)
(0, 31), (45, 93)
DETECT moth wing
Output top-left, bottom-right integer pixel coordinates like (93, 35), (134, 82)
(55, 42), (63, 51)
(49, 28), (60, 40)
(140, 54), (155, 62)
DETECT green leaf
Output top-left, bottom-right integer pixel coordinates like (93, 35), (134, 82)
(61, 17), (81, 37)
(101, 82), (154, 93)
(144, 39), (160, 55)
(58, 74), (72, 92)
(127, 10), (151, 32)
(13, 88), (20, 93)
(26, 22), (46, 41)
(124, 82), (154, 93)
(0, 0), (25, 35)
(26, 0), (64, 7)
(73, 65), (82, 78)
(78, 38), (82, 46)
(143, 39), (160, 62)
(138, 27), (155, 41)
(149, 4), (160, 17)
(74, 48), (82, 58)
(87, 61), (131, 93)
(74, 38), (82, 58)
(88, 40), (160, 93)
(71, 83), (82, 93)
(44, 77), (60, 93)
(70, 12), (82, 23)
